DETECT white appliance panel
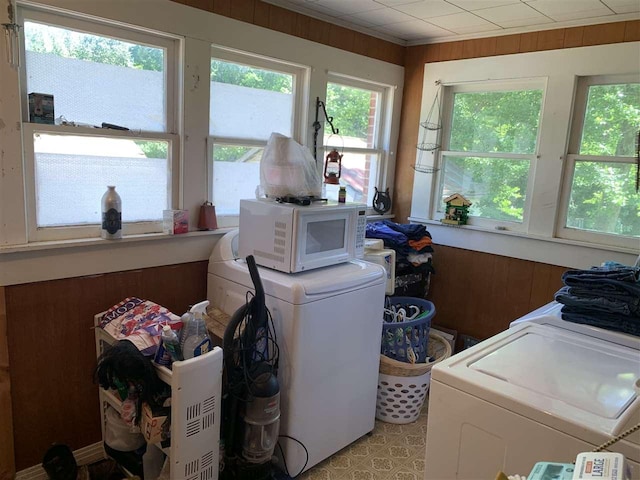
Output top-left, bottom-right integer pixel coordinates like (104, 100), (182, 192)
(469, 331), (638, 418)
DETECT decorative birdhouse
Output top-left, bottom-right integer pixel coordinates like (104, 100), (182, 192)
(442, 193), (472, 225)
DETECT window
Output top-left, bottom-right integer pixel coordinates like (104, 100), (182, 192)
(436, 82), (544, 227)
(208, 48), (307, 220)
(324, 76), (391, 207)
(559, 76), (640, 248)
(20, 9), (178, 241)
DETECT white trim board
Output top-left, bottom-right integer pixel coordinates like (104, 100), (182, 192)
(16, 442), (105, 480)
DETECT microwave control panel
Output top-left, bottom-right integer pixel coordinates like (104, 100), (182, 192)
(355, 208), (367, 258)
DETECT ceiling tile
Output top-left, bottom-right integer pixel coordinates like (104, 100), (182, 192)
(314, 0), (383, 15)
(375, 19), (456, 36)
(427, 11), (502, 33)
(600, 0), (640, 14)
(446, 0), (521, 11)
(349, 7), (417, 25)
(394, 0), (465, 19)
(475, 2), (552, 28)
(373, 0), (424, 6)
(525, 0), (614, 21)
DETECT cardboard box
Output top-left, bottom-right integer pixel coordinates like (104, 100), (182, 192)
(141, 402), (170, 445)
(28, 93), (55, 124)
(163, 209), (188, 234)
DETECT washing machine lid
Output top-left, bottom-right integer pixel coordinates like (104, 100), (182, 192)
(432, 323), (640, 441)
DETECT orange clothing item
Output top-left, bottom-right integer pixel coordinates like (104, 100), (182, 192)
(408, 236), (432, 250)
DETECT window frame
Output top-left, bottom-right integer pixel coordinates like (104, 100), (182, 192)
(433, 80), (546, 231)
(556, 74), (639, 250)
(208, 46), (310, 225)
(325, 73), (394, 211)
(18, 7), (181, 242)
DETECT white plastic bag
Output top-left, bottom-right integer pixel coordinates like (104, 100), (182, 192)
(259, 133), (321, 198)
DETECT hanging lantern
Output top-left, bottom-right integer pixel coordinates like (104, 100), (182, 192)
(324, 148), (342, 185)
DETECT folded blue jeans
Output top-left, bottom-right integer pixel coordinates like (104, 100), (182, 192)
(555, 286), (640, 317)
(561, 306), (640, 337)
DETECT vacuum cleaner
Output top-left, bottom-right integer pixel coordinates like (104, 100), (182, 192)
(221, 255), (291, 480)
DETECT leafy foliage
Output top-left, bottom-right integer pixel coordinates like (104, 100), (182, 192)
(24, 21), (163, 71)
(210, 60), (292, 94)
(449, 90), (543, 154)
(326, 83), (374, 140)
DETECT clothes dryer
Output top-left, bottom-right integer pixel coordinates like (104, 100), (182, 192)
(208, 230), (386, 476)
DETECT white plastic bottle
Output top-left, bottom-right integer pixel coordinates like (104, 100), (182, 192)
(161, 325), (182, 362)
(101, 186), (122, 239)
(182, 300), (212, 359)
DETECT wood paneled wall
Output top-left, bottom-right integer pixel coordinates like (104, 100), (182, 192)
(170, 0), (405, 66)
(393, 20), (640, 223)
(5, 261), (208, 471)
(0, 286), (15, 479)
(427, 246), (566, 348)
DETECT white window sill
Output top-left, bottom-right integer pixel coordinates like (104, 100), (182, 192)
(409, 217), (639, 269)
(0, 229), (236, 286)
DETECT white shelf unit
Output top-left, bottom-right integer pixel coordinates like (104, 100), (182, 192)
(94, 313), (223, 480)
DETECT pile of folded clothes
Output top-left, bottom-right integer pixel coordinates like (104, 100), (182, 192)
(554, 261), (640, 336)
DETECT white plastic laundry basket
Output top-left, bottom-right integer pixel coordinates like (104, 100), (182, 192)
(376, 370), (432, 424)
(375, 331), (451, 424)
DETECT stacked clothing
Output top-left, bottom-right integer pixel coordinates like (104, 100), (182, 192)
(555, 262), (640, 336)
(366, 220), (434, 269)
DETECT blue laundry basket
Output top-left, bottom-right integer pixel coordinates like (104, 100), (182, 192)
(381, 297), (435, 363)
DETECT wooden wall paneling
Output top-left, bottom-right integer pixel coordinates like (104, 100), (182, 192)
(252, 1), (270, 29)
(305, 17), (332, 47)
(7, 261), (208, 470)
(212, 0), (231, 16)
(462, 37), (497, 59)
(563, 27), (585, 48)
(529, 263), (567, 309)
(537, 29), (565, 51)
(583, 22), (626, 46)
(519, 32), (539, 52)
(424, 44), (440, 63)
(438, 41), (463, 62)
(0, 286), (15, 480)
(179, 0), (213, 13)
(503, 257), (536, 326)
(268, 5), (297, 37)
(352, 31), (371, 57)
(328, 24), (355, 51)
(495, 34), (521, 55)
(229, 0), (255, 23)
(624, 20), (640, 41)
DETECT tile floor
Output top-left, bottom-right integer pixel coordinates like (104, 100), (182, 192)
(298, 402), (428, 480)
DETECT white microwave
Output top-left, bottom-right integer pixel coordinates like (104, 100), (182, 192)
(238, 198), (367, 273)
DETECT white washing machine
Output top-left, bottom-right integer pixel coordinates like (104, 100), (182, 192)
(208, 230), (386, 475)
(424, 307), (640, 479)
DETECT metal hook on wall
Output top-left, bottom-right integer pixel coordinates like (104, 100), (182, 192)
(313, 97), (339, 164)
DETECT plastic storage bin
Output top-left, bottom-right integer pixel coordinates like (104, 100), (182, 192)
(376, 331), (451, 424)
(381, 297), (435, 363)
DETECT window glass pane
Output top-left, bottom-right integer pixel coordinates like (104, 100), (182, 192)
(323, 151), (379, 205)
(210, 60), (293, 139)
(325, 83), (379, 149)
(34, 133), (169, 226)
(440, 156), (530, 222)
(449, 90), (543, 154)
(566, 161), (639, 237)
(212, 145), (263, 215)
(579, 83), (640, 157)
(24, 22), (166, 132)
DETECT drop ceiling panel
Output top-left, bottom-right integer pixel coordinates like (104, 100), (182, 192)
(525, 0), (615, 22)
(394, 0), (465, 19)
(475, 3), (553, 28)
(261, 0), (640, 45)
(600, 0), (640, 14)
(446, 0), (521, 11)
(349, 7), (417, 26)
(314, 0), (383, 16)
(427, 11), (502, 34)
